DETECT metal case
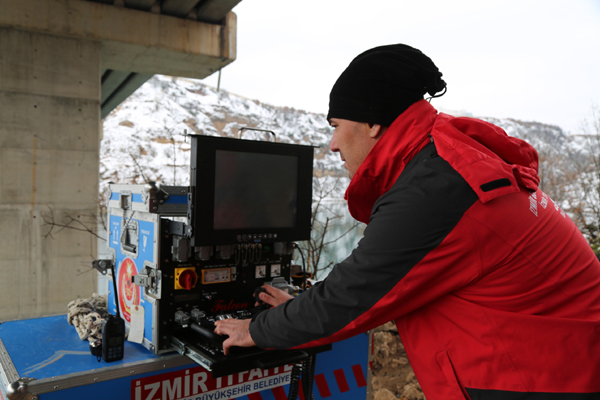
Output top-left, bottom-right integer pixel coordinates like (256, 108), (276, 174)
(106, 184), (188, 355)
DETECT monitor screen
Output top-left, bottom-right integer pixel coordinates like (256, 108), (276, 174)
(213, 150), (298, 230)
(189, 135), (313, 246)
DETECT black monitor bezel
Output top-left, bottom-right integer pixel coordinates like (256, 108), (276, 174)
(189, 135), (313, 246)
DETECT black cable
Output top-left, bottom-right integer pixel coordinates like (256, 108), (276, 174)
(287, 245), (314, 400)
(249, 244), (255, 263)
(292, 243), (307, 290)
(256, 244), (262, 262)
(287, 355), (316, 400)
(302, 355), (317, 400)
(287, 362), (302, 400)
(234, 245), (241, 264)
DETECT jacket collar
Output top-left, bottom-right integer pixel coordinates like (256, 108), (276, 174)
(345, 100), (540, 224)
(344, 100), (436, 224)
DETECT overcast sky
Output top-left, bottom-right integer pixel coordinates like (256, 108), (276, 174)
(201, 0), (600, 134)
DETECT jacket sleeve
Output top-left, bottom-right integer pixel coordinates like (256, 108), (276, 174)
(250, 145), (481, 349)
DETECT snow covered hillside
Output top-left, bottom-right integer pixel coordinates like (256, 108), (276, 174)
(101, 75), (345, 199)
(102, 75), (585, 199)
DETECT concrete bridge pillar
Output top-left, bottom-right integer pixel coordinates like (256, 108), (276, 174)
(0, 27), (101, 319)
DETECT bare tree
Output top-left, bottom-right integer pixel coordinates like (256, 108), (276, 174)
(157, 116), (188, 186)
(537, 151), (577, 208)
(561, 107), (600, 254)
(297, 176), (361, 280)
(41, 206), (106, 241)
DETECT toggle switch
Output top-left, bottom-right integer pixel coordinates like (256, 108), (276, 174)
(175, 267), (197, 290)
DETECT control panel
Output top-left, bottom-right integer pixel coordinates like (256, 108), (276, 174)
(155, 219), (296, 355)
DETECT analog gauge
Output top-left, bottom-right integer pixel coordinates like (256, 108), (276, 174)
(202, 268), (231, 284)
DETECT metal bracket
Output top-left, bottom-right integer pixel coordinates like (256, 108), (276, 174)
(131, 273), (150, 288)
(144, 181), (171, 213)
(91, 259), (114, 276)
(156, 189), (170, 205)
(174, 311), (190, 328)
(120, 217), (139, 257)
(119, 190), (132, 210)
(238, 127), (276, 142)
(169, 337), (213, 371)
(170, 336), (186, 355)
(6, 377), (37, 400)
(0, 338), (19, 393)
(186, 190), (194, 239)
(172, 236), (191, 262)
(131, 266), (162, 299)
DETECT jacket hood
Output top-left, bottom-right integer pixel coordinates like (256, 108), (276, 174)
(345, 100), (539, 224)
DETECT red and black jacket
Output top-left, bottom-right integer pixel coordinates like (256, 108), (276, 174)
(250, 100), (600, 399)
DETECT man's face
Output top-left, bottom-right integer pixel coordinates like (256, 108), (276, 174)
(329, 118), (381, 179)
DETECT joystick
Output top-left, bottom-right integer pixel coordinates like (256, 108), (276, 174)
(254, 287), (267, 305)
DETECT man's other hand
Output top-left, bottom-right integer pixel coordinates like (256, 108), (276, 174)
(214, 318), (256, 355)
(257, 284), (294, 307)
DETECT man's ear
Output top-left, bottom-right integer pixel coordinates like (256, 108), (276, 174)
(368, 124), (387, 139)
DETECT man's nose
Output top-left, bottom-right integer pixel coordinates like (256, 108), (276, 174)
(329, 135), (339, 152)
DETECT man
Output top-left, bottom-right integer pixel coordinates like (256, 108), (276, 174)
(215, 44), (600, 399)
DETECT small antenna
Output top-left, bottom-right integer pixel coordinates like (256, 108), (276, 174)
(91, 259), (123, 318)
(110, 261), (122, 319)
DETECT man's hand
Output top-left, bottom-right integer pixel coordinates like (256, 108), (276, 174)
(213, 318), (256, 355)
(214, 286), (294, 355)
(257, 284), (294, 307)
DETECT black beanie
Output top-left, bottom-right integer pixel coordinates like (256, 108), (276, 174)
(327, 44), (446, 126)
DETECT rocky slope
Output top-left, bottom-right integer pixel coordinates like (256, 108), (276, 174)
(371, 323), (423, 400)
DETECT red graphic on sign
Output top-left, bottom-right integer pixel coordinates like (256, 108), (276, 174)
(314, 364), (367, 398)
(118, 257), (140, 322)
